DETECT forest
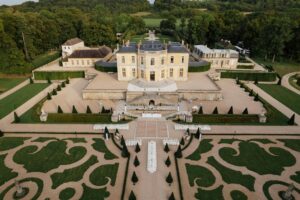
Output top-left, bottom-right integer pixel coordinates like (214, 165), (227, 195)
(0, 0), (299, 73)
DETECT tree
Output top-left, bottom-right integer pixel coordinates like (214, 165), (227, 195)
(254, 94), (259, 101)
(135, 143), (140, 153)
(169, 192), (175, 200)
(134, 156), (140, 167)
(131, 171), (138, 185)
(175, 145), (182, 158)
(228, 106), (233, 114)
(288, 114), (295, 125)
(14, 112), (20, 123)
(86, 105), (92, 114)
(212, 107), (218, 114)
(129, 191), (136, 200)
(249, 89), (254, 96)
(242, 108), (248, 115)
(198, 106), (203, 114)
(164, 143), (170, 153)
(166, 172), (173, 186)
(121, 143), (129, 158)
(254, 78), (258, 85)
(121, 135), (126, 146)
(180, 137), (185, 146)
(47, 78), (51, 84)
(165, 156), (171, 167)
(52, 89), (57, 95)
(47, 92), (51, 100)
(72, 105), (78, 114)
(57, 106), (63, 113)
(66, 78), (70, 84)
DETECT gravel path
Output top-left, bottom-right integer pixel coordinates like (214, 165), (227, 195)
(281, 71), (300, 95)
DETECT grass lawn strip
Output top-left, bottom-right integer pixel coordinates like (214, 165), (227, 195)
(207, 156), (255, 191)
(0, 83), (49, 119)
(258, 84), (300, 115)
(0, 78), (26, 94)
(92, 138), (118, 160)
(51, 155), (98, 188)
(13, 140), (86, 173)
(185, 163), (215, 187)
(186, 139), (213, 161)
(89, 163), (119, 186)
(0, 137), (30, 151)
(219, 140), (296, 175)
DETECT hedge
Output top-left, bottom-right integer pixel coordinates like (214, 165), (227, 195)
(237, 65), (254, 69)
(95, 65), (117, 73)
(32, 51), (60, 68)
(188, 64), (211, 72)
(192, 114), (259, 124)
(46, 113), (112, 123)
(221, 71), (276, 81)
(34, 71), (85, 80)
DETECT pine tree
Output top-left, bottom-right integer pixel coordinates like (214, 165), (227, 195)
(228, 106), (233, 114)
(254, 94), (259, 101)
(57, 106), (63, 113)
(14, 112), (20, 123)
(61, 82), (66, 88)
(212, 107), (218, 114)
(164, 143), (170, 153)
(52, 89), (57, 95)
(175, 145), (182, 158)
(169, 192), (175, 200)
(72, 105), (78, 114)
(195, 128), (200, 139)
(47, 92), (51, 100)
(165, 156), (171, 167)
(57, 85), (61, 91)
(180, 137), (185, 146)
(131, 171), (138, 185)
(135, 143), (140, 153)
(288, 114), (295, 125)
(242, 108), (248, 115)
(198, 106), (203, 114)
(134, 156), (140, 167)
(129, 191), (136, 200)
(29, 77), (34, 84)
(277, 77), (281, 85)
(166, 172), (173, 186)
(121, 136), (126, 146)
(254, 78), (258, 85)
(86, 106), (92, 114)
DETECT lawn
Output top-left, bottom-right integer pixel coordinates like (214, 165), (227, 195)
(289, 74), (300, 91)
(258, 84), (300, 115)
(130, 33), (176, 43)
(254, 57), (300, 76)
(143, 18), (181, 28)
(33, 71), (85, 80)
(0, 78), (27, 94)
(0, 83), (49, 119)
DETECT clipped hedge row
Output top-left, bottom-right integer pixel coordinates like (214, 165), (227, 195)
(95, 65), (117, 72)
(32, 51), (60, 68)
(34, 71), (85, 80)
(193, 114), (259, 124)
(46, 113), (112, 123)
(221, 71), (276, 81)
(188, 64), (211, 72)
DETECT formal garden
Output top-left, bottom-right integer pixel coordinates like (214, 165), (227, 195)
(0, 136), (126, 200)
(178, 136), (300, 200)
(0, 78), (27, 94)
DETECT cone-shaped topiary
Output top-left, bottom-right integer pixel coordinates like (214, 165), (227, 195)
(131, 171), (138, 185)
(254, 94), (259, 101)
(129, 191), (136, 200)
(47, 92), (52, 100)
(121, 143), (129, 158)
(212, 107), (218, 114)
(14, 112), (20, 123)
(52, 89), (57, 95)
(57, 85), (61, 91)
(166, 172), (173, 186)
(61, 82), (66, 88)
(72, 105), (78, 114)
(195, 128), (201, 139)
(228, 106), (233, 114)
(29, 77), (34, 84)
(57, 106), (63, 113)
(180, 137), (185, 146)
(86, 106), (92, 114)
(165, 156), (171, 167)
(164, 143), (170, 153)
(134, 156), (140, 167)
(242, 108), (248, 115)
(288, 114), (295, 125)
(254, 78), (258, 85)
(169, 192), (175, 200)
(135, 143), (140, 153)
(47, 77), (51, 84)
(121, 135), (126, 146)
(198, 106), (203, 114)
(66, 78), (70, 84)
(249, 89), (254, 96)
(175, 145), (182, 158)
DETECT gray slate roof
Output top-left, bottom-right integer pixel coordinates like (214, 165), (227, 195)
(63, 38), (83, 46)
(69, 46), (111, 59)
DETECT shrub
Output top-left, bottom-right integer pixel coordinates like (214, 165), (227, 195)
(254, 78), (258, 84)
(166, 172), (173, 186)
(72, 106), (78, 114)
(47, 92), (51, 100)
(212, 107), (218, 114)
(195, 128), (201, 139)
(52, 89), (57, 95)
(86, 106), (92, 114)
(228, 106), (233, 114)
(29, 77), (34, 84)
(34, 71), (84, 80)
(134, 156), (140, 167)
(198, 106), (203, 114)
(175, 145), (182, 158)
(254, 94), (259, 101)
(288, 114), (295, 125)
(129, 191), (136, 200)
(47, 77), (52, 84)
(131, 171), (138, 185)
(135, 143), (141, 153)
(169, 192), (175, 200)
(66, 78), (70, 84)
(14, 112), (20, 123)
(165, 156), (171, 167)
(57, 85), (61, 91)
(188, 63), (211, 72)
(164, 143), (170, 153)
(61, 82), (66, 88)
(121, 143), (129, 158)
(249, 89), (254, 96)
(242, 108), (248, 114)
(57, 106), (63, 113)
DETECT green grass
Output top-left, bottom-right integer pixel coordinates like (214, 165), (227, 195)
(142, 18), (181, 28)
(130, 33), (176, 43)
(0, 137), (30, 151)
(59, 188), (76, 200)
(89, 163), (119, 186)
(192, 114), (259, 125)
(33, 71), (85, 80)
(185, 163), (216, 187)
(207, 156), (255, 191)
(0, 78), (26, 94)
(92, 138), (118, 160)
(31, 51), (60, 68)
(289, 75), (300, 91)
(219, 140), (296, 175)
(51, 155), (98, 188)
(186, 139), (213, 161)
(0, 154), (18, 185)
(258, 84), (300, 115)
(80, 184), (110, 200)
(13, 140), (87, 172)
(254, 57), (300, 76)
(279, 139), (300, 152)
(195, 185), (224, 200)
(291, 171), (300, 184)
(0, 83), (49, 119)
(231, 190), (247, 200)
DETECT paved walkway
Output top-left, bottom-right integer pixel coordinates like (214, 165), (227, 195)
(0, 79), (29, 100)
(281, 72), (300, 95)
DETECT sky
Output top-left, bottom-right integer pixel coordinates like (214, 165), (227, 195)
(0, 0), (38, 6)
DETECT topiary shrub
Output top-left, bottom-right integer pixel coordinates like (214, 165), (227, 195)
(228, 106), (233, 114)
(61, 82), (66, 88)
(14, 112), (20, 123)
(198, 106), (203, 114)
(72, 105), (78, 114)
(166, 172), (173, 186)
(86, 106), (92, 114)
(164, 143), (170, 153)
(57, 106), (63, 113)
(212, 107), (218, 114)
(131, 171), (138, 185)
(242, 108), (248, 114)
(165, 156), (171, 167)
(135, 143), (140, 153)
(29, 77), (34, 84)
(52, 89), (57, 96)
(57, 85), (61, 91)
(134, 156), (140, 167)
(47, 92), (52, 100)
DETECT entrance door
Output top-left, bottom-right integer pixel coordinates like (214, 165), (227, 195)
(150, 71), (155, 81)
(149, 100), (155, 106)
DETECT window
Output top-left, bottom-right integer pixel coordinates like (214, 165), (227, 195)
(170, 68), (173, 77)
(132, 56), (135, 63)
(161, 58), (164, 65)
(161, 70), (165, 78)
(141, 57), (144, 65)
(71, 60), (74, 65)
(132, 68), (136, 77)
(226, 60), (230, 65)
(141, 70), (144, 78)
(181, 56), (184, 63)
(82, 60), (84, 65)
(122, 68), (126, 77)
(170, 56), (174, 64)
(87, 60), (90, 65)
(122, 56), (125, 64)
(77, 60), (79, 65)
(179, 68), (184, 77)
(151, 58), (155, 65)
